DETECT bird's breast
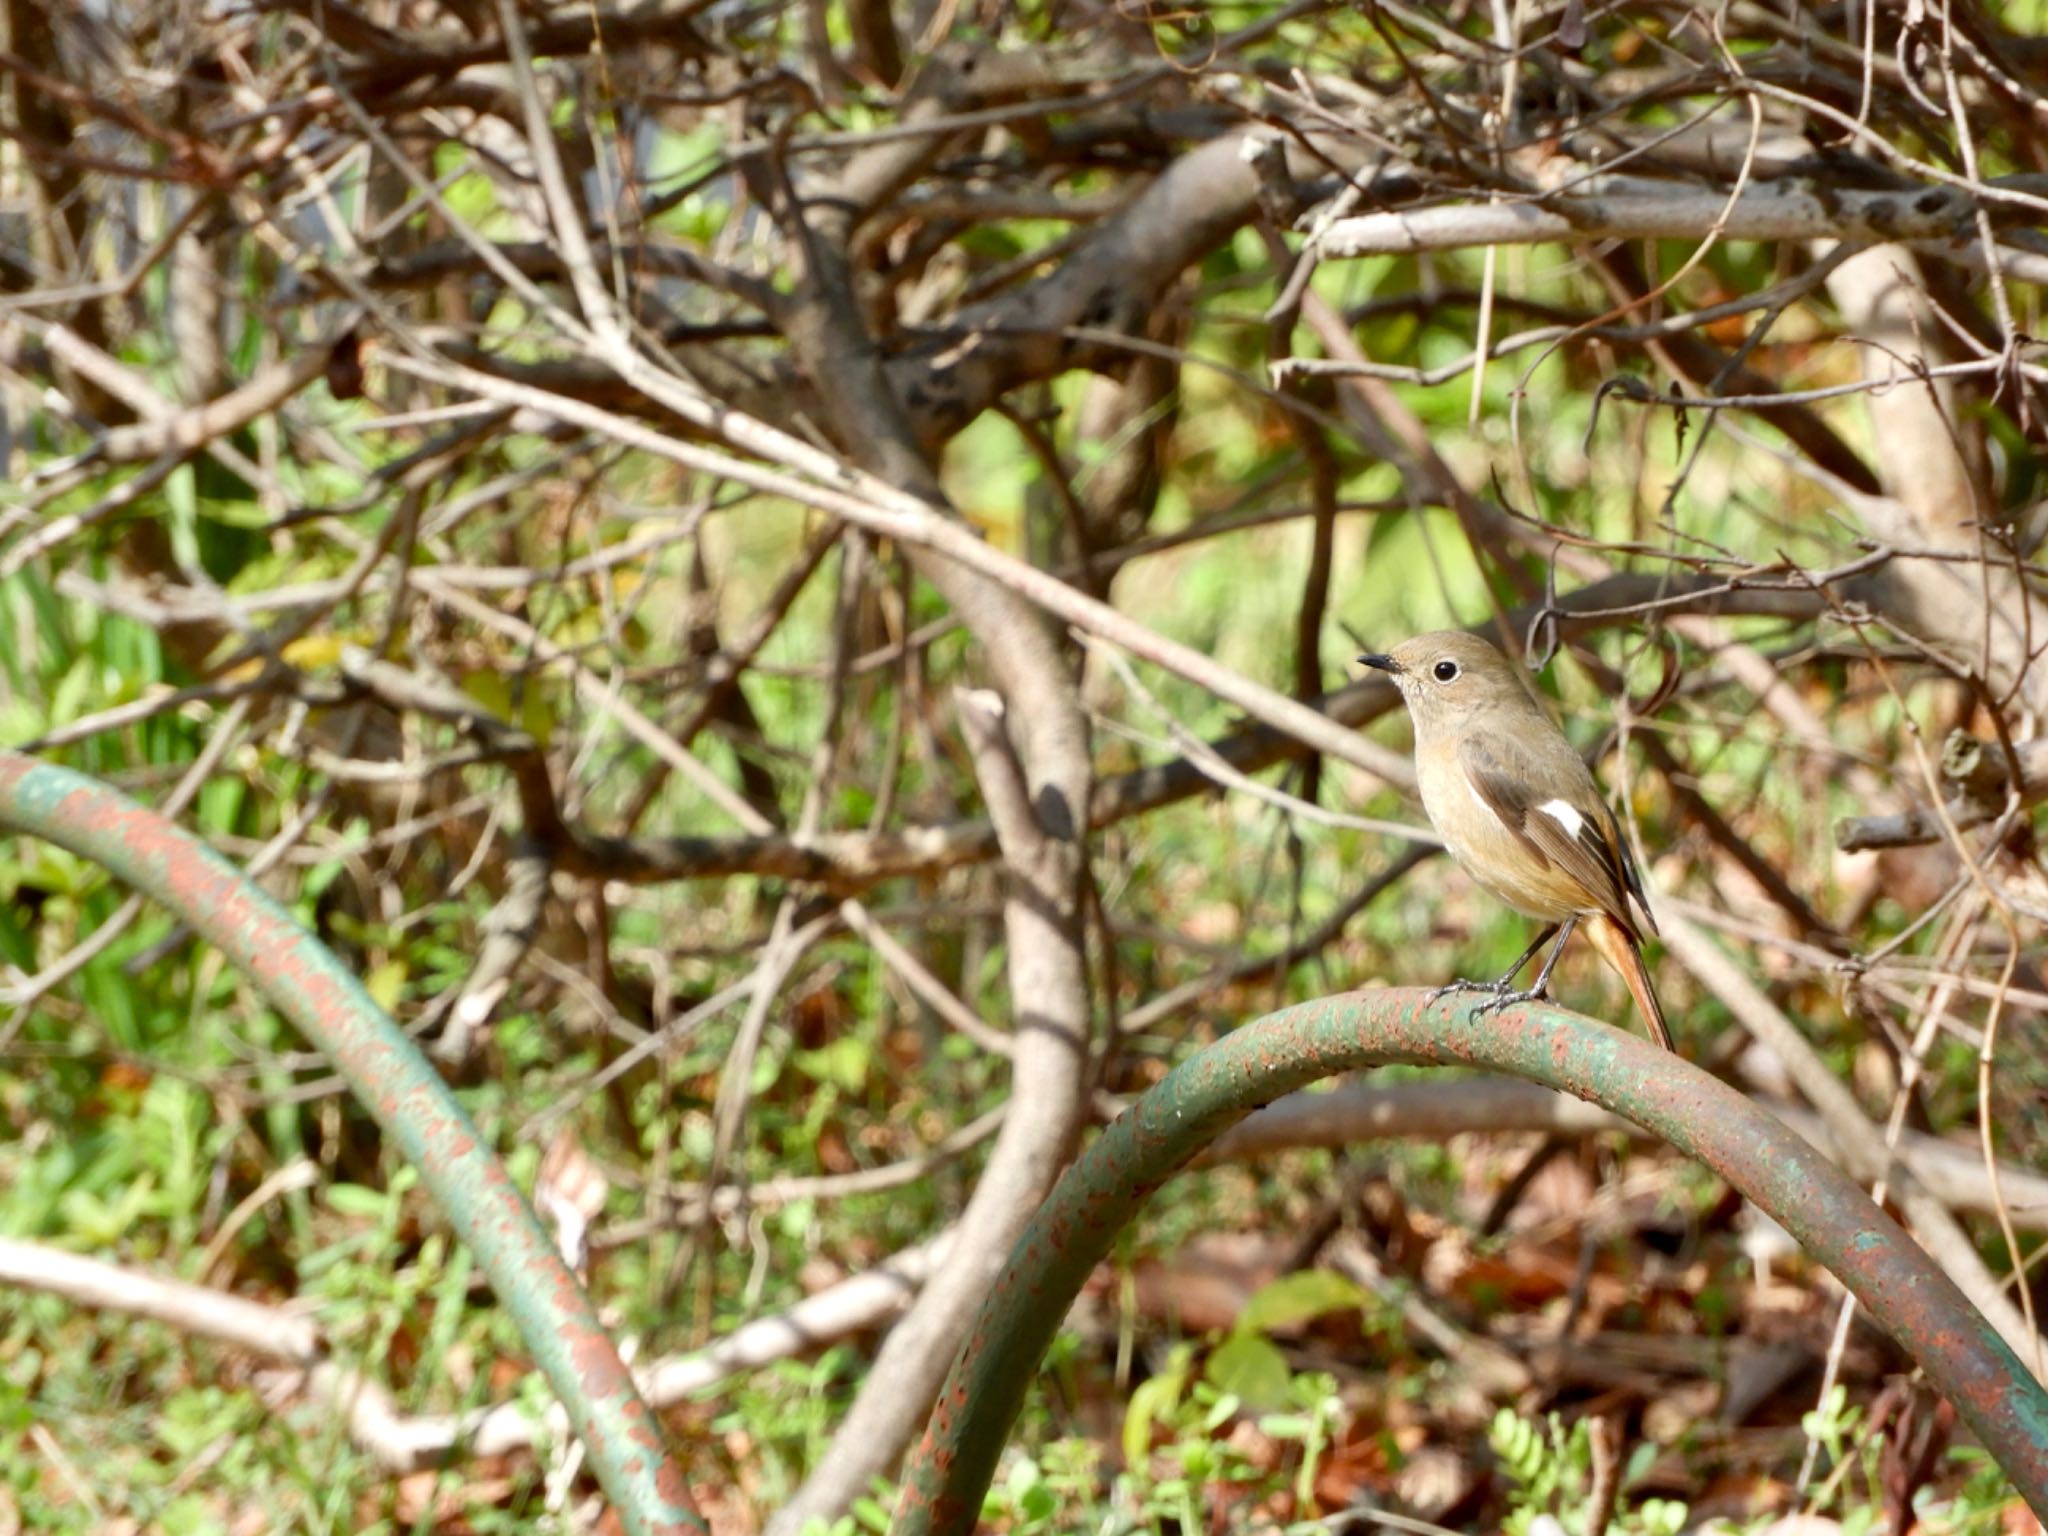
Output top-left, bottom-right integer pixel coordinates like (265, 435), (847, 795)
(1416, 749), (1585, 922)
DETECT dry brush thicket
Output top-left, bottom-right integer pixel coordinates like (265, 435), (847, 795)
(6, 0), (2048, 1529)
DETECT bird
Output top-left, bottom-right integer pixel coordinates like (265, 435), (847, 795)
(1358, 631), (1672, 1051)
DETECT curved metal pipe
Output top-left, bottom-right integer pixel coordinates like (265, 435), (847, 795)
(892, 989), (2048, 1533)
(0, 754), (704, 1536)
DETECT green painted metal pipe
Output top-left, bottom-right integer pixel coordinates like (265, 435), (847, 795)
(0, 754), (705, 1536)
(892, 990), (2048, 1533)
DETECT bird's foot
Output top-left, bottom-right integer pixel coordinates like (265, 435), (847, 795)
(1426, 975), (1515, 1007)
(1468, 984), (1549, 1020)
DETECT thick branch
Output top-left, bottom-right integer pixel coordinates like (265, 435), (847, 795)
(1218, 1076), (2048, 1225)
(1317, 181), (1982, 258)
(759, 141), (1096, 1533)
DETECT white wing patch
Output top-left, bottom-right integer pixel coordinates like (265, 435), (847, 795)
(1538, 798), (1585, 838)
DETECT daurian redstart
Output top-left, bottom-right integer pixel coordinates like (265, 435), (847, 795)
(1360, 632), (1672, 1051)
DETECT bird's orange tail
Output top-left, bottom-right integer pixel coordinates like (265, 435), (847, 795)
(1584, 913), (1674, 1051)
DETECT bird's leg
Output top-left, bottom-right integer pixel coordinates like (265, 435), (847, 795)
(1471, 916), (1579, 1018)
(1428, 923), (1558, 1006)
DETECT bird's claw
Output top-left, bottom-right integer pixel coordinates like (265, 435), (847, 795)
(1426, 976), (1549, 1017)
(1469, 986), (1547, 1020)
(1426, 976), (1511, 1006)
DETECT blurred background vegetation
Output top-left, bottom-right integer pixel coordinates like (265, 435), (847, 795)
(4, 0), (2048, 1532)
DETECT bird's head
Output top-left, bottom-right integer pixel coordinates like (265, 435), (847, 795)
(1357, 631), (1539, 738)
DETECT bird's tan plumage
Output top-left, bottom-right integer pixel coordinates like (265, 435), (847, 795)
(1362, 631), (1672, 1050)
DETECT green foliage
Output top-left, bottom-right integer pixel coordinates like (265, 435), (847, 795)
(1203, 1268), (1366, 1412)
(1939, 1447), (2038, 1534)
(1794, 1384), (1892, 1524)
(1489, 1408), (1686, 1536)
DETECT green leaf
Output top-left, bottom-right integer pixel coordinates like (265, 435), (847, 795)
(777, 1198), (818, 1240)
(1624, 1439), (1660, 1487)
(158, 1493), (219, 1536)
(1201, 1333), (1291, 1411)
(460, 669), (515, 724)
(302, 857), (346, 903)
(1122, 1341), (1193, 1470)
(364, 959), (408, 1014)
(793, 1036), (870, 1093)
(1201, 1391), (1241, 1432)
(1235, 1268), (1365, 1336)
(325, 1182), (392, 1218)
(1003, 1455), (1049, 1521)
(58, 1177), (155, 1247)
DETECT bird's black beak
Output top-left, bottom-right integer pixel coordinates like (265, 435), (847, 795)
(1357, 652), (1401, 675)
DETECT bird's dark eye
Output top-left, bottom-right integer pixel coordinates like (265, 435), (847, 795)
(1433, 659), (1460, 683)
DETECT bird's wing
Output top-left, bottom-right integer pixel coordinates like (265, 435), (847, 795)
(1612, 810), (1660, 938)
(1458, 735), (1647, 940)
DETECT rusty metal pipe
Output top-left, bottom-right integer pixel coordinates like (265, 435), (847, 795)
(0, 754), (704, 1536)
(892, 989), (2048, 1533)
